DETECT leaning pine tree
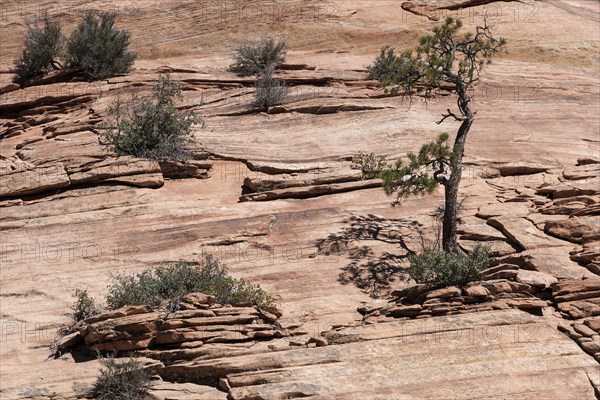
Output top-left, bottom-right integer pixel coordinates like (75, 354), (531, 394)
(357, 17), (505, 253)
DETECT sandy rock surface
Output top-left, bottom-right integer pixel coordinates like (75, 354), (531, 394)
(0, 0), (599, 399)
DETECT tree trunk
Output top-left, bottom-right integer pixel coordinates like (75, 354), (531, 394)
(442, 173), (461, 253)
(442, 112), (473, 253)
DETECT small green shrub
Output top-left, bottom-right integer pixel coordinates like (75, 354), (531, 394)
(105, 255), (274, 310)
(92, 355), (150, 400)
(72, 289), (101, 322)
(406, 244), (491, 288)
(252, 68), (288, 109)
(367, 45), (398, 81)
(13, 12), (63, 86)
(352, 152), (387, 180)
(99, 74), (199, 160)
(66, 10), (136, 81)
(229, 36), (286, 77)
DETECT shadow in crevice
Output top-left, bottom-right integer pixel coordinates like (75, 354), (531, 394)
(316, 214), (422, 298)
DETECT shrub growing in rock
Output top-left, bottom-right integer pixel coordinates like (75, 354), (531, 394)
(407, 244), (491, 288)
(105, 255), (274, 310)
(99, 74), (199, 160)
(66, 10), (136, 81)
(72, 289), (101, 322)
(92, 355), (150, 400)
(252, 67), (288, 109)
(352, 152), (387, 180)
(229, 36), (286, 77)
(366, 45), (398, 81)
(13, 12), (63, 86)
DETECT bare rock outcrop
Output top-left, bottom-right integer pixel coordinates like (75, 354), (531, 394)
(167, 309), (597, 399)
(554, 278), (600, 363)
(240, 178), (382, 202)
(553, 278), (600, 320)
(58, 294), (287, 356)
(0, 161), (70, 197)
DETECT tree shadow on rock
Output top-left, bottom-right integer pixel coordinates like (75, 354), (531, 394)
(316, 214), (421, 298)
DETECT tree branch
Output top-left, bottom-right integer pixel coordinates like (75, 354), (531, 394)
(437, 108), (465, 124)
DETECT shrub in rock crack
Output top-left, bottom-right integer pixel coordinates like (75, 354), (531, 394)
(91, 355), (150, 400)
(252, 67), (288, 110)
(65, 10), (136, 81)
(13, 12), (63, 86)
(72, 289), (101, 322)
(99, 74), (200, 161)
(407, 243), (491, 288)
(229, 36), (286, 77)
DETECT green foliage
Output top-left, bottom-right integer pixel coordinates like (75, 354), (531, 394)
(355, 133), (456, 206)
(367, 46), (398, 81)
(352, 152), (387, 179)
(252, 67), (288, 109)
(92, 355), (150, 400)
(362, 18), (505, 253)
(229, 36), (286, 77)
(407, 244), (491, 288)
(370, 17), (506, 95)
(66, 10), (136, 81)
(13, 13), (63, 86)
(105, 255), (274, 310)
(99, 74), (199, 160)
(72, 289), (101, 322)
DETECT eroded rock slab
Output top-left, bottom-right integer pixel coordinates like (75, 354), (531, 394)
(0, 162), (70, 198)
(167, 310), (599, 400)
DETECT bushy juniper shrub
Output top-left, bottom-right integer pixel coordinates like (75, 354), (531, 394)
(92, 355), (150, 400)
(229, 36), (286, 77)
(406, 244), (491, 288)
(13, 12), (63, 86)
(65, 10), (136, 81)
(99, 74), (199, 160)
(105, 255), (274, 310)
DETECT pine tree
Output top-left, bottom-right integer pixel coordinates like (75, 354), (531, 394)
(357, 17), (506, 253)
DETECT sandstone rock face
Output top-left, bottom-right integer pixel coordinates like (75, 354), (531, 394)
(516, 269), (558, 289)
(0, 162), (70, 198)
(60, 295), (287, 354)
(545, 217), (600, 244)
(554, 278), (600, 364)
(208, 310), (597, 400)
(1, 0), (599, 398)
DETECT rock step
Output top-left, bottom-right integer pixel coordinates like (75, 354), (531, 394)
(239, 179), (382, 202)
(242, 170), (362, 194)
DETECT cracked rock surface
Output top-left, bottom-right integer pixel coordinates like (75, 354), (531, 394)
(1, 0), (599, 399)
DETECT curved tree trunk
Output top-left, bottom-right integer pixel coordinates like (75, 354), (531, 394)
(442, 105), (473, 253)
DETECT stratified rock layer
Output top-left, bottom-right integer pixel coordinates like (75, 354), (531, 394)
(1, 0), (599, 398)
